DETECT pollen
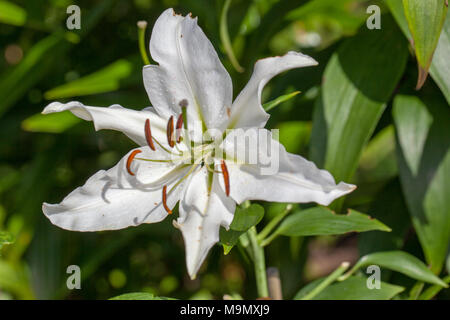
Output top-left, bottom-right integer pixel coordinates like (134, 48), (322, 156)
(162, 185), (172, 214)
(221, 160), (230, 196)
(145, 119), (156, 151)
(166, 116), (175, 148)
(126, 149), (142, 176)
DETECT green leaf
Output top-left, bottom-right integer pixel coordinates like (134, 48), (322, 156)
(110, 292), (175, 300)
(297, 262), (350, 300)
(277, 121), (311, 154)
(274, 207), (391, 237)
(0, 34), (66, 117)
(0, 231), (14, 250)
(393, 94), (450, 274)
(402, 0), (448, 89)
(387, 0), (450, 104)
(22, 111), (81, 133)
(0, 1), (26, 26)
(263, 91), (300, 112)
(44, 59), (134, 100)
(342, 251), (448, 287)
(419, 275), (450, 300)
(309, 17), (408, 210)
(220, 204), (264, 254)
(220, 229), (244, 255)
(357, 125), (398, 184)
(430, 13), (450, 104)
(358, 180), (410, 256)
(230, 204), (264, 232)
(305, 276), (404, 300)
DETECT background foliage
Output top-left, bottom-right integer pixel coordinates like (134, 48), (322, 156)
(0, 0), (448, 300)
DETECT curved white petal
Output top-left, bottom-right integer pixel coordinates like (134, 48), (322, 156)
(42, 101), (167, 147)
(176, 167), (235, 279)
(220, 128), (355, 206)
(227, 52), (318, 130)
(43, 147), (188, 232)
(143, 8), (233, 133)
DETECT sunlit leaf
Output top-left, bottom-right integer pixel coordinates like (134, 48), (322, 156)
(0, 231), (14, 250)
(0, 1), (26, 26)
(263, 91), (300, 112)
(309, 16), (408, 211)
(274, 207), (390, 238)
(393, 94), (450, 274)
(277, 121), (311, 154)
(387, 0), (450, 104)
(230, 204), (264, 232)
(110, 292), (175, 300)
(44, 59), (134, 100)
(342, 251), (448, 287)
(22, 111), (81, 133)
(302, 276), (404, 300)
(220, 204), (264, 254)
(402, 0), (448, 89)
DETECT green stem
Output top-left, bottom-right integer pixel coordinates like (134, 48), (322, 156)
(257, 204), (293, 244)
(300, 262), (350, 300)
(220, 0), (244, 73)
(248, 227), (268, 297)
(137, 21), (150, 65)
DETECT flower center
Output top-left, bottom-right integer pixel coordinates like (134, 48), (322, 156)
(126, 101), (230, 215)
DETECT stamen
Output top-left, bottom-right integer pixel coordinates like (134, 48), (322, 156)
(162, 185), (172, 214)
(145, 119), (156, 151)
(175, 114), (183, 143)
(126, 149), (142, 176)
(221, 160), (230, 196)
(166, 116), (175, 148)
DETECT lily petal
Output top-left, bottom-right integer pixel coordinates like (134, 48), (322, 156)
(221, 128), (355, 206)
(43, 147), (188, 231)
(143, 8), (233, 134)
(42, 101), (167, 147)
(176, 167), (235, 279)
(228, 52), (318, 130)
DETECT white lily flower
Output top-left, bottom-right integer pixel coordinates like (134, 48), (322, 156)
(42, 8), (356, 279)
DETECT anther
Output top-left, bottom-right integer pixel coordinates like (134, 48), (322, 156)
(221, 160), (230, 196)
(145, 119), (156, 151)
(162, 185), (172, 214)
(166, 116), (175, 148)
(126, 149), (142, 176)
(175, 114), (183, 143)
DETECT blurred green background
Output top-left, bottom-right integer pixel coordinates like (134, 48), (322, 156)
(0, 0), (449, 300)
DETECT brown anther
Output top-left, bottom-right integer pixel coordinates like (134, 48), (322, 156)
(175, 114), (183, 143)
(221, 160), (230, 196)
(226, 107), (231, 118)
(126, 149), (142, 176)
(166, 116), (175, 148)
(145, 119), (156, 151)
(162, 185), (172, 214)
